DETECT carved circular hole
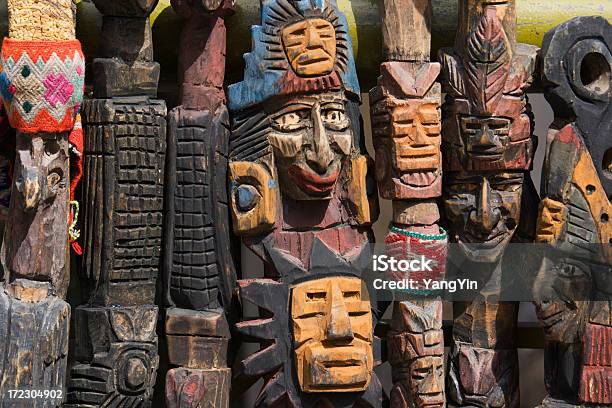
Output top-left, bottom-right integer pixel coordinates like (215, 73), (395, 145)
(603, 148), (612, 179)
(505, 218), (517, 230)
(601, 213), (609, 223)
(586, 185), (596, 195)
(580, 52), (611, 94)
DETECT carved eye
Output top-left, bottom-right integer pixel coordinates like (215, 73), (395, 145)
(272, 110), (308, 132)
(307, 292), (327, 302)
(291, 28), (306, 36)
(343, 291), (360, 300)
(317, 26), (334, 39)
(322, 109), (349, 131)
(44, 139), (60, 156)
(557, 263), (587, 279)
(412, 367), (430, 380)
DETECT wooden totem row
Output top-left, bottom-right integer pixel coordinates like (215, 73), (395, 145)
(0, 0), (609, 407)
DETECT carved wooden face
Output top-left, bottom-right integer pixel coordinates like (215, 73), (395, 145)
(534, 258), (591, 343)
(443, 105), (533, 171)
(444, 172), (523, 262)
(291, 277), (373, 393)
(372, 97), (441, 198)
(268, 92), (352, 201)
(281, 18), (337, 77)
(408, 356), (445, 408)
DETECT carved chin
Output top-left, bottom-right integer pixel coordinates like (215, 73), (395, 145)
(400, 171), (440, 188)
(457, 232), (513, 263)
(535, 302), (581, 342)
(299, 344), (371, 393)
(286, 164), (340, 199)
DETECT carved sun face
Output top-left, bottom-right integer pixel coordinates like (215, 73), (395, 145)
(444, 172), (523, 262)
(267, 92), (353, 201)
(291, 277), (373, 393)
(281, 18), (337, 77)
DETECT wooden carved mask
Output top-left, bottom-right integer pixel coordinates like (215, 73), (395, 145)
(291, 277), (373, 393)
(440, 4), (537, 173)
(439, 1), (537, 263)
(281, 18), (337, 77)
(444, 172), (523, 262)
(269, 92), (352, 200)
(388, 303), (445, 408)
(371, 72), (442, 200)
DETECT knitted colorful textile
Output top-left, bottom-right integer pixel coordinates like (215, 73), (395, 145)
(0, 39), (84, 133)
(385, 226), (448, 292)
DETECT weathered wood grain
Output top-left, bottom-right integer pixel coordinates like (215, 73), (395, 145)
(440, 1), (539, 406)
(228, 1), (380, 406)
(68, 1), (166, 405)
(535, 16), (612, 407)
(162, 1), (235, 407)
(0, 0), (79, 405)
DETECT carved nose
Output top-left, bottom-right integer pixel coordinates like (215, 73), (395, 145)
(306, 24), (323, 49)
(469, 178), (499, 233)
(421, 369), (443, 394)
(477, 126), (498, 148)
(306, 107), (334, 174)
(325, 282), (354, 342)
(411, 125), (432, 148)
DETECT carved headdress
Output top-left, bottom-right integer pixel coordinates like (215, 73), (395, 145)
(439, 5), (538, 172)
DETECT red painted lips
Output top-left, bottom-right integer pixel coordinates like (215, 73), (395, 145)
(287, 164), (340, 195)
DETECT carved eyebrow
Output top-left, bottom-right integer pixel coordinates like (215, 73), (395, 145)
(320, 102), (345, 110)
(272, 103), (313, 117)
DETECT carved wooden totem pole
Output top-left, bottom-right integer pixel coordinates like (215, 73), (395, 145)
(535, 16), (611, 408)
(370, 1), (446, 407)
(66, 0), (166, 406)
(227, 0), (381, 406)
(0, 0), (84, 405)
(163, 0), (236, 407)
(439, 1), (539, 406)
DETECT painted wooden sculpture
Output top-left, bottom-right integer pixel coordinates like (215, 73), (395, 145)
(535, 16), (611, 408)
(227, 0), (380, 406)
(439, 1), (539, 406)
(66, 0), (166, 406)
(0, 0), (84, 405)
(162, 0), (236, 407)
(370, 1), (446, 407)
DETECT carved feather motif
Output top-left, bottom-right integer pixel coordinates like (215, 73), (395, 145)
(464, 7), (510, 114)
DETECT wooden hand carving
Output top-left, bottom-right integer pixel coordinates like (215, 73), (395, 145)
(163, 1), (236, 407)
(228, 1), (381, 406)
(535, 16), (612, 407)
(439, 1), (539, 407)
(0, 0), (83, 405)
(66, 1), (166, 405)
(370, 1), (447, 407)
